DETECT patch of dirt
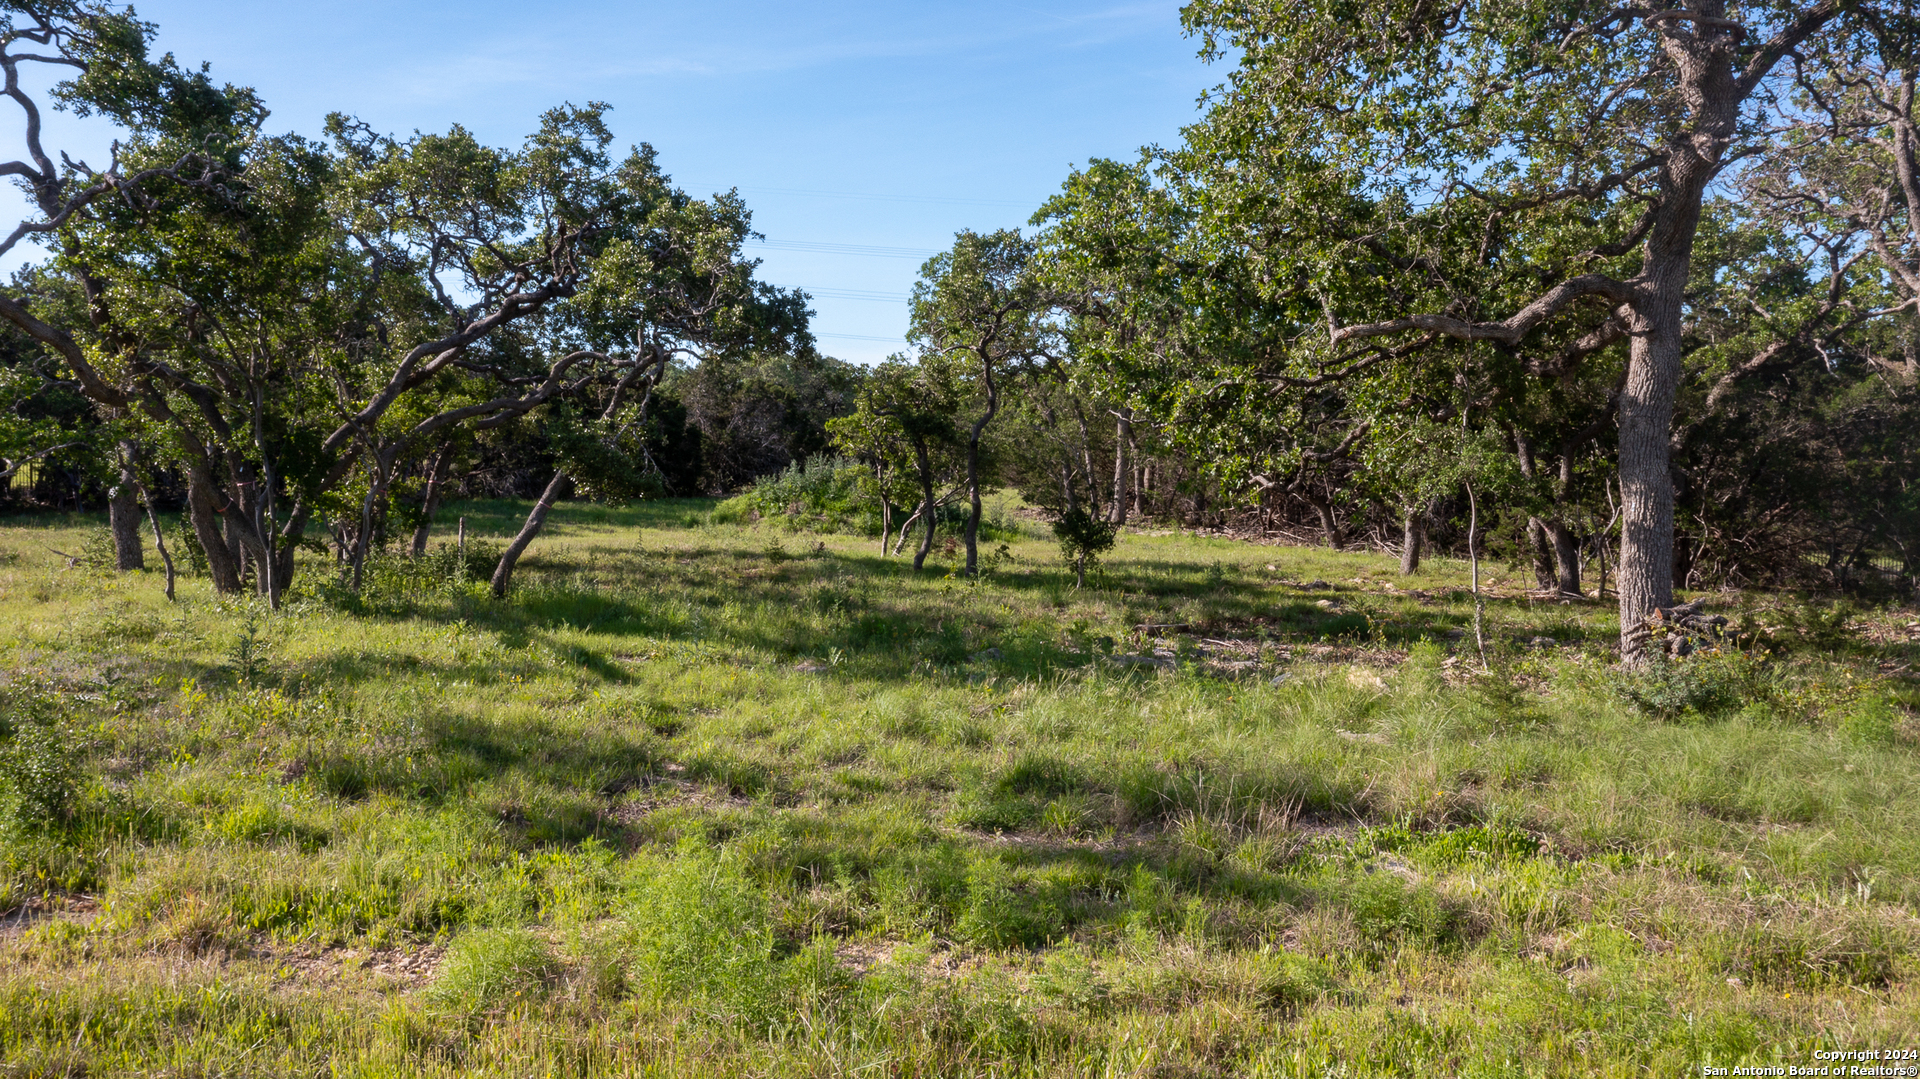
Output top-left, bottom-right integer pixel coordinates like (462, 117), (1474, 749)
(0, 894), (100, 938)
(273, 942), (445, 990)
(833, 940), (896, 977)
(607, 771), (756, 824)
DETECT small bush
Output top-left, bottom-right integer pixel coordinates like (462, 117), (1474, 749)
(0, 690), (80, 835)
(1052, 510), (1118, 587)
(430, 928), (559, 1012)
(1613, 650), (1771, 720)
(996, 753), (1084, 798)
(77, 525), (116, 569)
(1840, 693), (1900, 745)
(1782, 600), (1860, 652)
(1252, 951), (1337, 1015)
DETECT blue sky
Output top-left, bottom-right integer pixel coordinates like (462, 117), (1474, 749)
(97, 1), (1220, 364)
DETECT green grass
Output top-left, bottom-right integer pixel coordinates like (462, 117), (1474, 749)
(0, 498), (1915, 1076)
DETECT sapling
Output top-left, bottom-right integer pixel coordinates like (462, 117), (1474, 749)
(1053, 509), (1119, 588)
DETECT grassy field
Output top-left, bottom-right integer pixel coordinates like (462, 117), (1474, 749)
(0, 497), (1916, 1077)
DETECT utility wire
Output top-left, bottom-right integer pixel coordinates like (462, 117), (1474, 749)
(802, 286), (909, 302)
(750, 238), (938, 259)
(689, 181), (1032, 209)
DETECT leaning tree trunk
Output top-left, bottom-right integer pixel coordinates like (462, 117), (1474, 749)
(109, 447), (144, 571)
(185, 468), (244, 594)
(349, 470), (384, 594)
(1467, 481), (1487, 666)
(1305, 494), (1342, 549)
(877, 464), (892, 556)
(1399, 506), (1423, 575)
(1071, 402), (1101, 522)
(124, 462), (175, 595)
(224, 511), (249, 591)
(491, 470), (571, 599)
(911, 439), (937, 572)
(137, 481), (176, 602)
(411, 441), (453, 557)
(1526, 518), (1558, 590)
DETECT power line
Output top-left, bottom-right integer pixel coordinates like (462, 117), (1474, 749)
(816, 332), (907, 342)
(803, 286), (909, 302)
(750, 238), (938, 259)
(689, 181), (1033, 209)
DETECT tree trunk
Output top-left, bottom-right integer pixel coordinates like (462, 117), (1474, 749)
(963, 445), (983, 576)
(1618, 281), (1686, 661)
(411, 441), (453, 557)
(491, 470), (571, 599)
(1467, 481), (1486, 666)
(891, 508), (920, 556)
(1549, 519), (1581, 596)
(1526, 517), (1557, 590)
(1109, 413), (1131, 526)
(186, 468), (243, 594)
(963, 362), (998, 577)
(139, 484), (175, 602)
(1399, 506), (1423, 575)
(1612, 23), (1753, 663)
(350, 477), (380, 594)
(224, 510), (248, 591)
(1307, 494), (1341, 548)
(910, 436), (937, 571)
(109, 448), (144, 571)
(1072, 400), (1100, 521)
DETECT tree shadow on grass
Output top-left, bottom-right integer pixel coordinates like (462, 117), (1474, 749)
(285, 522), (1578, 699)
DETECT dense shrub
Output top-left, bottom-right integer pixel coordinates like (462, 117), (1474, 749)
(0, 686), (79, 834)
(711, 455), (874, 533)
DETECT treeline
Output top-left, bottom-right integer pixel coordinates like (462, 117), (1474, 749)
(807, 0), (1920, 665)
(1, 345), (864, 507)
(2, 2), (1919, 662)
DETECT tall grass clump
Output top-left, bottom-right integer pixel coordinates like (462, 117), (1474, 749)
(429, 927), (559, 1012)
(620, 841), (786, 1024)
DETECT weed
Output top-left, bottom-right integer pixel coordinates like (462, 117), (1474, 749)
(229, 607), (269, 685)
(955, 853), (1067, 949)
(1341, 871), (1455, 949)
